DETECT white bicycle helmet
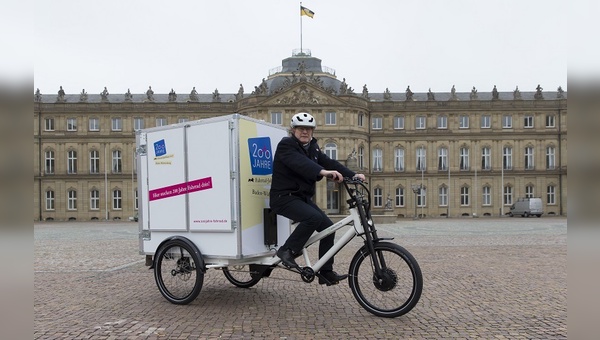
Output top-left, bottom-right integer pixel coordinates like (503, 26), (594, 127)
(290, 112), (316, 128)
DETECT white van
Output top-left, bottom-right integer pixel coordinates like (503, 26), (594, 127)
(509, 198), (543, 217)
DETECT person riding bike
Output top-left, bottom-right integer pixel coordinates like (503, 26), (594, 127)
(270, 112), (366, 285)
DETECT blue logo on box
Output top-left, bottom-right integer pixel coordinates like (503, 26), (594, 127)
(154, 139), (167, 157)
(248, 137), (273, 175)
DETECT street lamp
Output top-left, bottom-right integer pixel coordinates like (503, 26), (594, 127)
(411, 184), (423, 220)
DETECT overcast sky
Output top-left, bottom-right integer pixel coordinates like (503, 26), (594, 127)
(28, 0), (576, 95)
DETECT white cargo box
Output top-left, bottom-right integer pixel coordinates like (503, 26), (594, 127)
(136, 114), (290, 259)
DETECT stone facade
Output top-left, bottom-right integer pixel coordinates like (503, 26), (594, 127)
(33, 52), (567, 221)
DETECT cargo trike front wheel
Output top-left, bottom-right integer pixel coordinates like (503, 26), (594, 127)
(154, 238), (204, 305)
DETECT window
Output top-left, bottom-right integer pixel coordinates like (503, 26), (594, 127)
(459, 115), (469, 129)
(482, 186), (491, 206)
(525, 185), (534, 198)
(439, 186), (448, 206)
(113, 189), (122, 210)
(372, 117), (383, 130)
(156, 117), (167, 127)
(67, 118), (77, 131)
(394, 116), (405, 130)
(373, 187), (383, 207)
(503, 186), (513, 205)
(67, 190), (77, 210)
(503, 147), (512, 170)
(90, 150), (100, 174)
(67, 150), (77, 174)
(89, 118), (99, 131)
(133, 153), (137, 175)
(546, 115), (556, 128)
(394, 148), (405, 172)
(438, 147), (448, 171)
(44, 118), (55, 131)
(546, 146), (556, 170)
(459, 147), (470, 171)
(460, 186), (470, 206)
(437, 115), (447, 129)
(134, 189), (138, 210)
(134, 117), (144, 130)
(111, 117), (122, 131)
(373, 148), (383, 172)
(271, 112), (282, 125)
(112, 150), (122, 173)
(525, 146), (534, 170)
(524, 116), (534, 128)
(416, 116), (426, 129)
(45, 190), (55, 210)
(481, 147), (491, 170)
(547, 185), (556, 205)
(358, 146), (364, 169)
(358, 113), (364, 127)
(416, 146), (426, 171)
(481, 115), (491, 129)
(417, 188), (427, 207)
(90, 190), (100, 210)
(44, 150), (55, 174)
(395, 187), (405, 207)
(502, 115), (512, 128)
(325, 112), (336, 125)
(178, 117), (188, 124)
(324, 143), (337, 160)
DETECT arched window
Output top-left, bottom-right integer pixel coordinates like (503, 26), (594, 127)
(44, 150), (55, 174)
(395, 187), (405, 207)
(439, 185), (448, 206)
(459, 147), (470, 171)
(324, 143), (337, 160)
(482, 186), (492, 206)
(438, 147), (447, 171)
(67, 189), (77, 210)
(358, 146), (364, 169)
(67, 150), (77, 174)
(394, 148), (405, 172)
(416, 146), (426, 171)
(90, 150), (100, 174)
(525, 146), (534, 170)
(90, 189), (100, 210)
(373, 148), (383, 172)
(525, 185), (535, 198)
(112, 150), (122, 173)
(373, 187), (383, 207)
(45, 190), (55, 210)
(460, 186), (470, 206)
(113, 189), (122, 210)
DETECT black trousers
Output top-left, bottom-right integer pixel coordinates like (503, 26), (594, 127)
(270, 195), (335, 272)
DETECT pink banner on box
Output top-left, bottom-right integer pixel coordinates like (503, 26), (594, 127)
(149, 177), (213, 201)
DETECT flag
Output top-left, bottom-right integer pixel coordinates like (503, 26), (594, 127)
(300, 6), (315, 18)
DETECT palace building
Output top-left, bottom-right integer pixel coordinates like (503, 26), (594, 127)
(33, 50), (567, 221)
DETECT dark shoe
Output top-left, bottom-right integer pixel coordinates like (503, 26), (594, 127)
(318, 270), (348, 286)
(276, 248), (299, 268)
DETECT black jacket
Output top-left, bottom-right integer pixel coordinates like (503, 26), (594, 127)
(270, 135), (356, 201)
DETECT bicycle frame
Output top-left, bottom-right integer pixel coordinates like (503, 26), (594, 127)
(299, 207), (363, 272)
(296, 178), (387, 276)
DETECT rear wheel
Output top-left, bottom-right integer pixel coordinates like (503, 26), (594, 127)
(348, 242), (422, 318)
(154, 238), (204, 305)
(223, 265), (261, 288)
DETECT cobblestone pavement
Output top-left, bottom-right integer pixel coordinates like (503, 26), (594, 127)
(34, 217), (567, 339)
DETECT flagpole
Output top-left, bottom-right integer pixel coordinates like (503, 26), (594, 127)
(300, 2), (303, 54)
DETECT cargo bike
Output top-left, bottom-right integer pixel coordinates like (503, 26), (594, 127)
(136, 115), (422, 318)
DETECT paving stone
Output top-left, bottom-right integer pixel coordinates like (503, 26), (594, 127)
(35, 218), (566, 339)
